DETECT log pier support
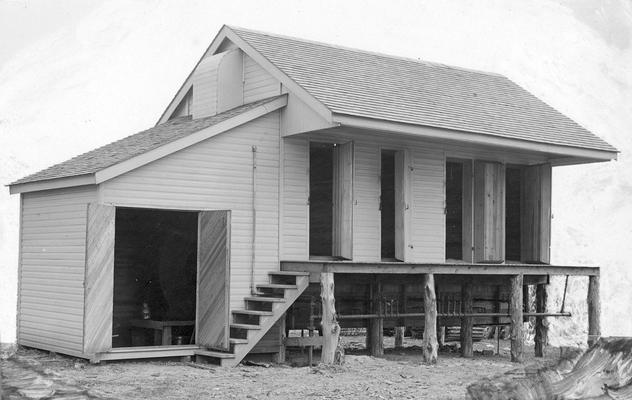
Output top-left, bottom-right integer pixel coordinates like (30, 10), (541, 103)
(460, 281), (473, 358)
(510, 274), (524, 363)
(535, 283), (548, 357)
(366, 276), (384, 356)
(587, 275), (600, 347)
(394, 327), (405, 348)
(422, 273), (438, 364)
(320, 272), (341, 364)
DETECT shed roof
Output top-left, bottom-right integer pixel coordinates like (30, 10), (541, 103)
(230, 27), (616, 153)
(11, 96), (283, 186)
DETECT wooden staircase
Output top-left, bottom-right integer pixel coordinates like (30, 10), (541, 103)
(195, 270), (310, 367)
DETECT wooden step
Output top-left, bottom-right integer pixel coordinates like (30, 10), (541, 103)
(230, 323), (261, 330)
(244, 296), (286, 303)
(194, 349), (235, 359)
(269, 271), (310, 276)
(257, 283), (297, 290)
(229, 338), (249, 345)
(232, 309), (274, 316)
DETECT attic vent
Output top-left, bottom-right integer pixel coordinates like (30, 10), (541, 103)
(191, 49), (244, 119)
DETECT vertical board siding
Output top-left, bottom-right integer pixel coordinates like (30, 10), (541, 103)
(409, 148), (446, 262)
(84, 203), (115, 354)
(19, 186), (96, 356)
(101, 112), (280, 310)
(521, 163), (552, 263)
(197, 211), (230, 350)
(332, 142), (353, 259)
(473, 162), (506, 262)
(352, 142), (380, 261)
(243, 55), (280, 103)
(280, 136), (309, 260)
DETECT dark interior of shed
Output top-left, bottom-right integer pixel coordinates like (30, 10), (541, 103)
(309, 142), (334, 257)
(505, 167), (522, 261)
(113, 207), (198, 347)
(381, 150), (396, 260)
(445, 161), (463, 261)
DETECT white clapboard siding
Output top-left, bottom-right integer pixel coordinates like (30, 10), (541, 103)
(100, 112), (280, 310)
(243, 54), (280, 103)
(192, 54), (221, 119)
(409, 148), (446, 262)
(280, 136), (309, 260)
(352, 142), (380, 261)
(19, 185), (96, 355)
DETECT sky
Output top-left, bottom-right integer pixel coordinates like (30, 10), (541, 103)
(1, 0), (631, 344)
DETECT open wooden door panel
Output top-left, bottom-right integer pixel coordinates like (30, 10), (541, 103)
(473, 161), (505, 263)
(196, 210), (231, 350)
(521, 163), (552, 263)
(332, 142), (353, 259)
(84, 203), (115, 355)
(394, 151), (407, 261)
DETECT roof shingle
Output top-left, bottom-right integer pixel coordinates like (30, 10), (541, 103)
(231, 27), (616, 153)
(11, 96), (282, 185)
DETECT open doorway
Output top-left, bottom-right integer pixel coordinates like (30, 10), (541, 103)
(445, 161), (463, 261)
(113, 207), (198, 348)
(505, 166), (522, 262)
(381, 150), (396, 260)
(309, 142), (334, 257)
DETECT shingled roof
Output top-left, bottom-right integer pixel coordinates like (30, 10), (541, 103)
(11, 96), (283, 186)
(231, 27), (616, 153)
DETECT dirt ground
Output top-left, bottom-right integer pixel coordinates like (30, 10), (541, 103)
(1, 336), (560, 400)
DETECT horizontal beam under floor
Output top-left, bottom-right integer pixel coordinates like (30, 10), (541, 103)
(280, 261), (599, 276)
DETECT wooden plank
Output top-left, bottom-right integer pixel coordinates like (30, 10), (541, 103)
(587, 276), (600, 346)
(320, 272), (341, 364)
(332, 141), (353, 259)
(83, 203), (115, 355)
(510, 274), (524, 362)
(422, 274), (438, 363)
(535, 283), (548, 357)
(394, 150), (407, 261)
(461, 160), (474, 263)
(521, 164), (552, 263)
(281, 261), (600, 276)
(473, 161), (505, 262)
(196, 210), (231, 350)
(460, 281), (473, 358)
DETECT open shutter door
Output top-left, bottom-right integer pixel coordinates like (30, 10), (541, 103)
(332, 141), (353, 259)
(84, 203), (115, 355)
(521, 164), (552, 263)
(394, 151), (407, 261)
(197, 210), (231, 350)
(473, 161), (505, 263)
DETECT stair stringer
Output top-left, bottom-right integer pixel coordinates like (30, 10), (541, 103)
(224, 273), (309, 367)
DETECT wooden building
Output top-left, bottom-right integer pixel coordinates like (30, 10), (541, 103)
(9, 26), (617, 366)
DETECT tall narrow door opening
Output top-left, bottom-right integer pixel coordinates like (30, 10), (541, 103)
(505, 167), (522, 262)
(381, 151), (396, 260)
(445, 161), (463, 261)
(309, 142), (334, 257)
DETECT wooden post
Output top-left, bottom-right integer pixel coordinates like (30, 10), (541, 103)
(275, 315), (287, 363)
(320, 272), (340, 364)
(367, 277), (384, 356)
(394, 326), (405, 348)
(510, 274), (524, 363)
(460, 281), (473, 358)
(535, 283), (548, 357)
(422, 274), (438, 364)
(523, 285), (530, 323)
(587, 275), (600, 347)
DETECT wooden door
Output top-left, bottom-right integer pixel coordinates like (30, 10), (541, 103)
(84, 203), (115, 354)
(394, 151), (407, 261)
(332, 142), (353, 259)
(521, 163), (552, 263)
(473, 161), (505, 262)
(196, 210), (231, 350)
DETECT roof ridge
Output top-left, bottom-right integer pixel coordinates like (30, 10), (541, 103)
(227, 25), (506, 78)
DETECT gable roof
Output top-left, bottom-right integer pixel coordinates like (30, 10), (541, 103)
(228, 26), (616, 154)
(9, 95), (286, 193)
